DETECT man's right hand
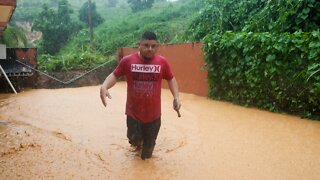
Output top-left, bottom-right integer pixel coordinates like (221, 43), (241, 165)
(100, 86), (112, 107)
(100, 73), (117, 107)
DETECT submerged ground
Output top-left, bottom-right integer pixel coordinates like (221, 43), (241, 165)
(1, 82), (320, 179)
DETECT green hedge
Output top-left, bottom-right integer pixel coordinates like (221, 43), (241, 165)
(37, 50), (116, 72)
(203, 31), (320, 120)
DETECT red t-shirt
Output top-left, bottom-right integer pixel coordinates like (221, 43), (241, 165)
(113, 53), (174, 122)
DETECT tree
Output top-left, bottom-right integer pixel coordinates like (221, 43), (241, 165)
(79, 1), (104, 27)
(33, 0), (81, 54)
(127, 0), (155, 12)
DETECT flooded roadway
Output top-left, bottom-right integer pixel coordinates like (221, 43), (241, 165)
(1, 82), (320, 179)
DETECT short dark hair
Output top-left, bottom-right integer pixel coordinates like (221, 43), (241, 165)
(141, 31), (157, 41)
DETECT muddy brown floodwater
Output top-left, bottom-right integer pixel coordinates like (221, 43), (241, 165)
(1, 82), (320, 179)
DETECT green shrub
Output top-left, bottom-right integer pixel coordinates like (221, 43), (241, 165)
(203, 31), (320, 120)
(38, 49), (114, 72)
(2, 26), (28, 47)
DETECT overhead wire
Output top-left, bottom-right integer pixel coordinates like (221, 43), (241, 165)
(15, 59), (114, 85)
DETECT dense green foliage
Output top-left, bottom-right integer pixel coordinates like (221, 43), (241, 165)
(79, 1), (104, 27)
(188, 0), (320, 119)
(187, 0), (320, 40)
(11, 0), (58, 22)
(37, 48), (115, 71)
(127, 0), (155, 12)
(32, 0), (82, 54)
(203, 31), (320, 119)
(93, 2), (194, 54)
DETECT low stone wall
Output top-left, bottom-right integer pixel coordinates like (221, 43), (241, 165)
(35, 62), (117, 89)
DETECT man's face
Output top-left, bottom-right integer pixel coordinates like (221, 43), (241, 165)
(138, 40), (158, 62)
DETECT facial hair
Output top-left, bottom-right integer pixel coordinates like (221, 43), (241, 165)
(142, 55), (152, 62)
(139, 52), (153, 62)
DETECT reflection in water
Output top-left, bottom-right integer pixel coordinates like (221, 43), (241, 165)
(0, 83), (320, 179)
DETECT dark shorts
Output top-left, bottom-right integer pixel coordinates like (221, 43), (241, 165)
(126, 116), (161, 159)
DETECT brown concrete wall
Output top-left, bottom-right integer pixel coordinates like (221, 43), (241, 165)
(15, 48), (37, 67)
(0, 48), (38, 92)
(117, 42), (208, 97)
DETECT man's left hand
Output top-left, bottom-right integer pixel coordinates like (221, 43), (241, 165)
(173, 98), (181, 117)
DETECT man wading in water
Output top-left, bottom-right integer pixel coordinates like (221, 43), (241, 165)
(100, 31), (181, 160)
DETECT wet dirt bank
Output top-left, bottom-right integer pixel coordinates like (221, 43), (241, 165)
(1, 82), (320, 179)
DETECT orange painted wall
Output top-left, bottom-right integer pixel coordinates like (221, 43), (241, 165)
(117, 42), (208, 97)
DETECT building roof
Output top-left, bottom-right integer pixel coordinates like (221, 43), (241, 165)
(0, 0), (17, 36)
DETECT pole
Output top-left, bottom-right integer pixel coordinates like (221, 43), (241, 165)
(0, 65), (17, 94)
(88, 0), (94, 49)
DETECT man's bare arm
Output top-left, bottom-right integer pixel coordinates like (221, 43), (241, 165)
(168, 77), (181, 116)
(100, 73), (117, 107)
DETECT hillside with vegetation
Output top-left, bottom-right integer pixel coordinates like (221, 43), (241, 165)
(3, 0), (199, 71)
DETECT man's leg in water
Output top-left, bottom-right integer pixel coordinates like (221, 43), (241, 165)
(141, 118), (161, 160)
(126, 116), (142, 148)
